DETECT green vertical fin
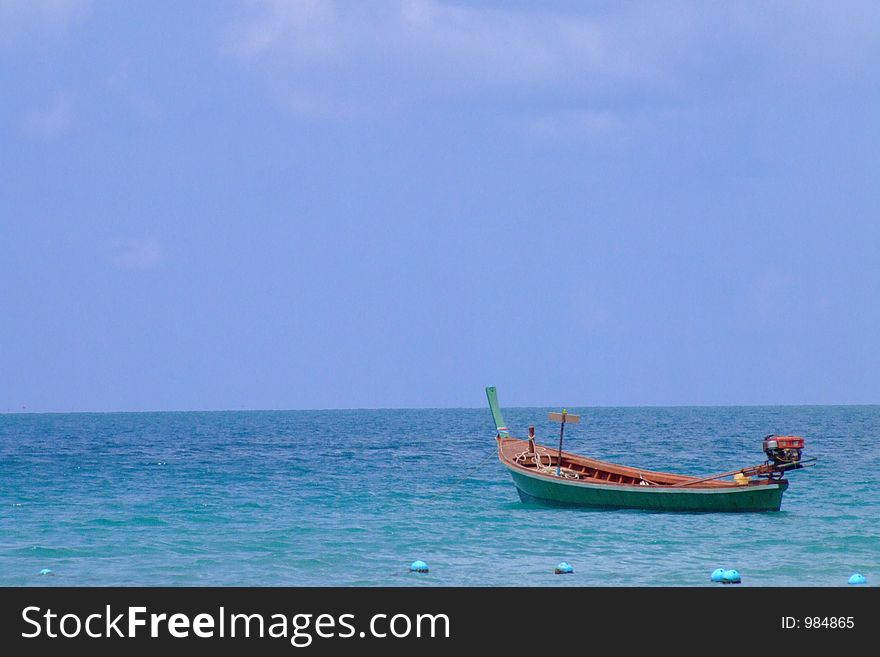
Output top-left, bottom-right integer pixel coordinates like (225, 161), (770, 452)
(485, 386), (509, 437)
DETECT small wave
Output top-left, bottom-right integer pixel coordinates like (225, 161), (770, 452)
(7, 546), (89, 558)
(88, 516), (169, 527)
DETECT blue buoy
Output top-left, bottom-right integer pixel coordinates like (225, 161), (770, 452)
(409, 560), (429, 573)
(555, 562), (574, 574)
(848, 573), (867, 586)
(722, 569), (741, 584)
(710, 568), (726, 583)
(38, 568), (53, 576)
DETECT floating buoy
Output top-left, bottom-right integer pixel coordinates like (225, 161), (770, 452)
(409, 560), (429, 573)
(38, 568), (53, 576)
(722, 569), (741, 584)
(555, 562), (574, 574)
(848, 573), (867, 586)
(710, 568), (726, 583)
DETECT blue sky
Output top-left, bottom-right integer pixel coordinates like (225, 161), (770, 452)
(2, 1), (879, 412)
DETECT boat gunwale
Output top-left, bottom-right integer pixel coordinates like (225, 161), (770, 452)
(497, 436), (786, 492)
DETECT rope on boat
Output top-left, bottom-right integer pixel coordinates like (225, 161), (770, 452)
(514, 448), (580, 480)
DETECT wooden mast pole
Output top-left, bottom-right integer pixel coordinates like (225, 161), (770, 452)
(556, 410), (567, 476)
(548, 409), (580, 477)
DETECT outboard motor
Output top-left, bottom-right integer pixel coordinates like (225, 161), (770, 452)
(762, 435), (805, 469)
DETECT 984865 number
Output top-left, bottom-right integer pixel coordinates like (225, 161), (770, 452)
(803, 617), (854, 629)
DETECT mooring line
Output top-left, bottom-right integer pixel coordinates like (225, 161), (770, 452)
(420, 449), (497, 504)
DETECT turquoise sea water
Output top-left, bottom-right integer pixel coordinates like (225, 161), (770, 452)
(1, 407), (877, 586)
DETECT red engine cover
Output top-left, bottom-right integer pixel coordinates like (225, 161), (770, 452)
(773, 435), (804, 449)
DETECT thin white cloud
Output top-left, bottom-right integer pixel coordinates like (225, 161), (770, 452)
(0, 0), (91, 45)
(524, 110), (623, 141)
(111, 238), (164, 270)
(21, 93), (74, 138)
(222, 1), (880, 120)
(222, 0), (675, 118)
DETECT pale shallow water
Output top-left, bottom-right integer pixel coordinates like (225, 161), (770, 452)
(1, 406), (877, 586)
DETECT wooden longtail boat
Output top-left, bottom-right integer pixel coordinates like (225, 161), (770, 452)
(486, 387), (813, 512)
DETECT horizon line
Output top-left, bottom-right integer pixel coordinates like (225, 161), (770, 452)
(3, 402), (879, 416)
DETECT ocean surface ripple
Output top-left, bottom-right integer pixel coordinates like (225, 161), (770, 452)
(1, 406), (877, 586)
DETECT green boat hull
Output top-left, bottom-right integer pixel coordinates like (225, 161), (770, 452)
(508, 467), (788, 512)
